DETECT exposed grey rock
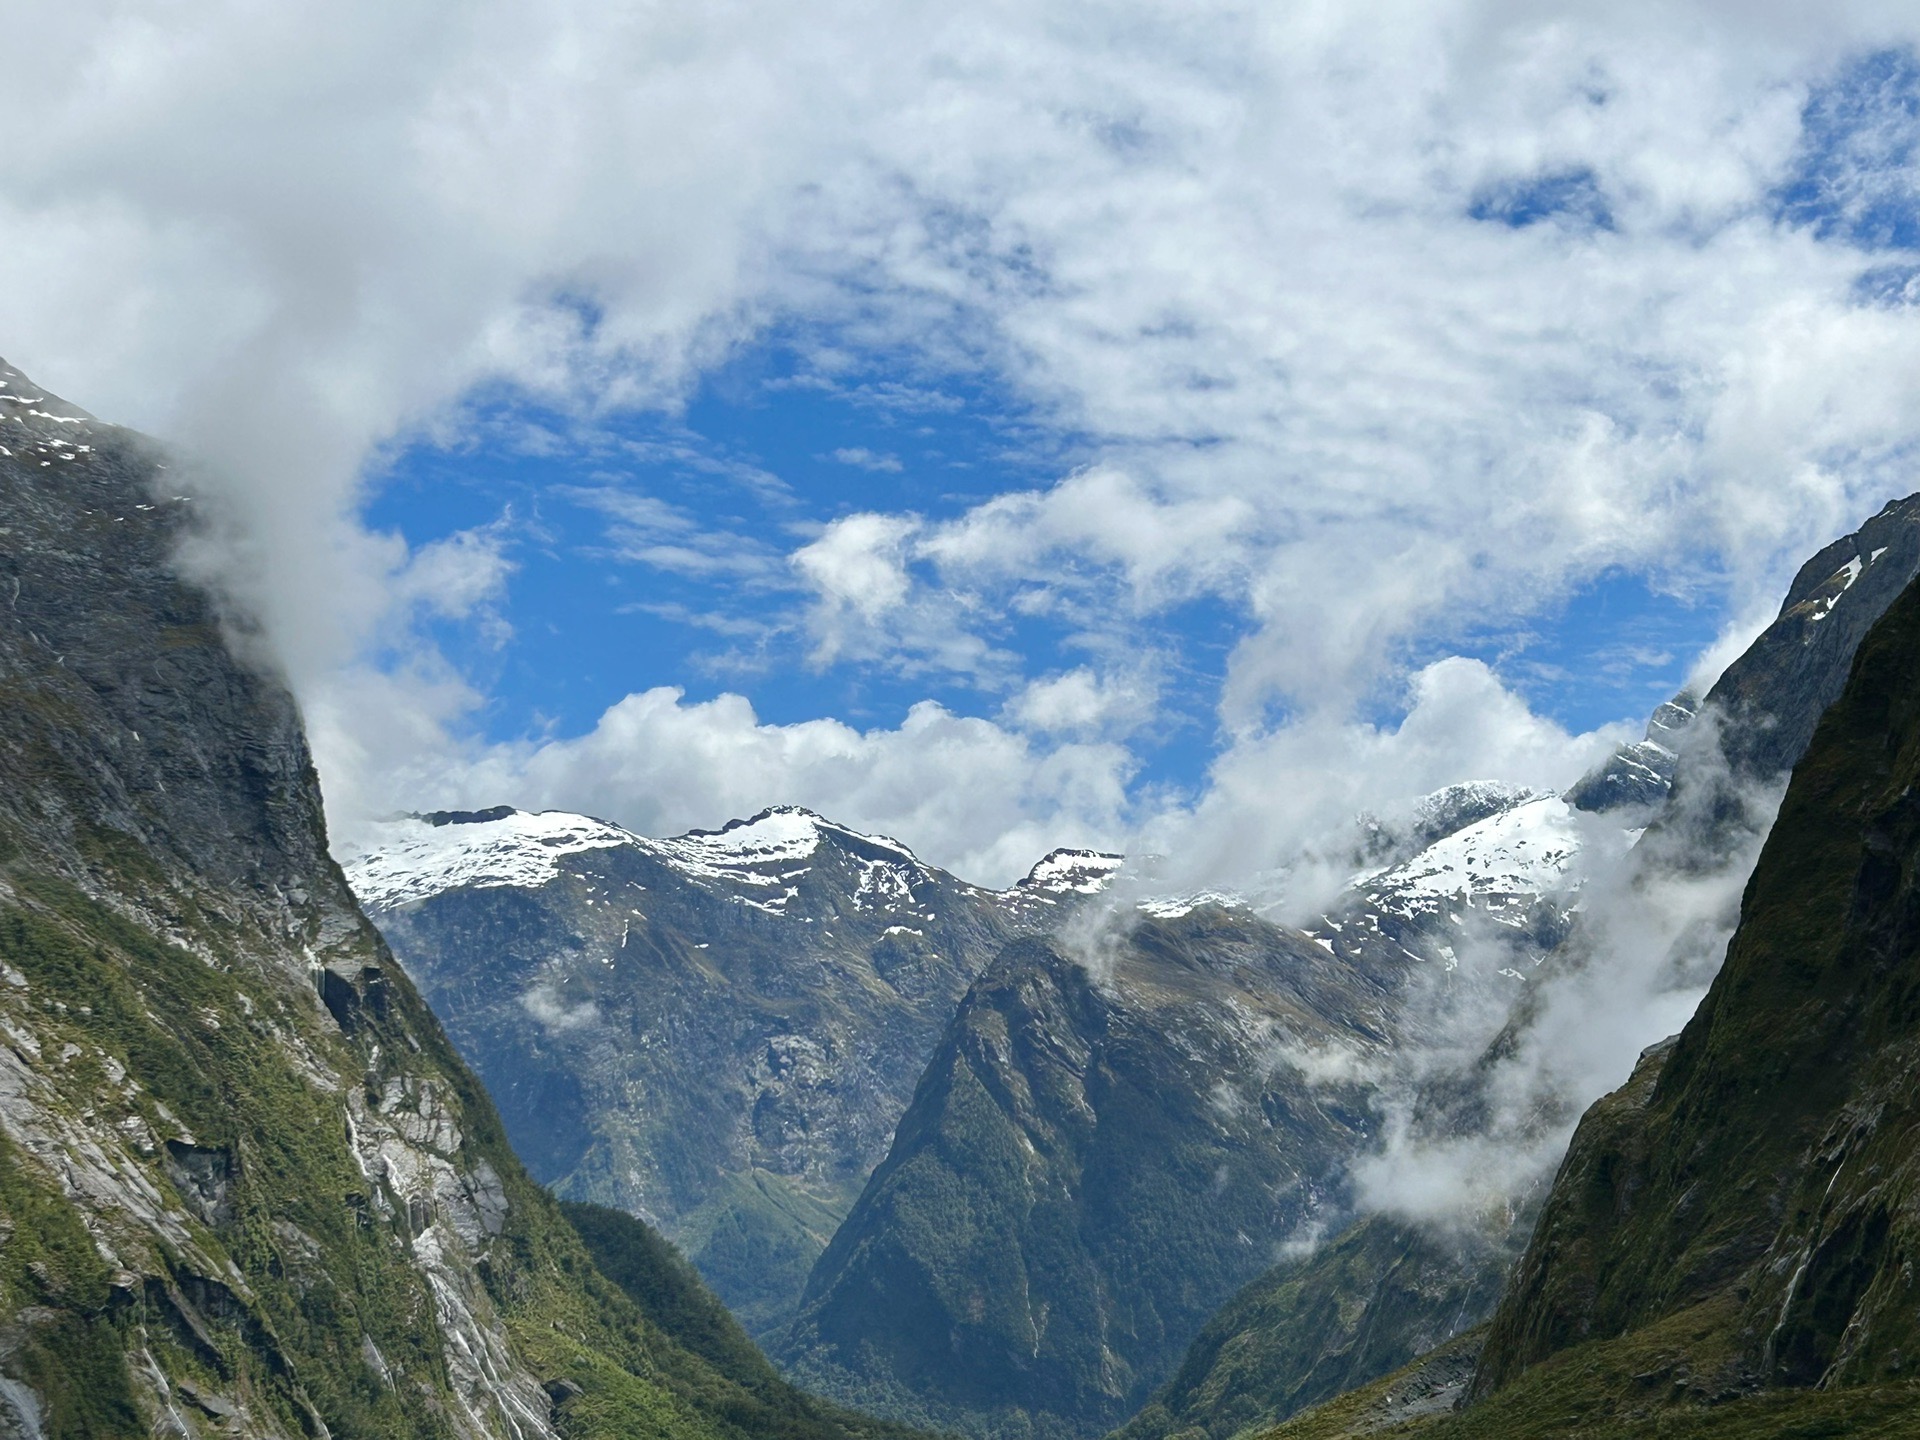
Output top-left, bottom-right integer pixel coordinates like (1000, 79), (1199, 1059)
(1566, 695), (1695, 814)
(781, 909), (1397, 1439)
(345, 805), (1118, 1335)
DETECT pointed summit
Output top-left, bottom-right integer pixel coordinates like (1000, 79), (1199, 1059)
(1017, 847), (1124, 895)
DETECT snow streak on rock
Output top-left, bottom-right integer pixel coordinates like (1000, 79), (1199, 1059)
(347, 806), (1123, 915)
(1352, 795), (1584, 926)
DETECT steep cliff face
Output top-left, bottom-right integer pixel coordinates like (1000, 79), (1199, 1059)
(346, 809), (1116, 1336)
(1709, 496), (1920, 780)
(780, 912), (1394, 1440)
(1565, 495), (1920, 823)
(1103, 497), (1920, 1440)
(0, 355), (910, 1440)
(1468, 560), (1920, 1409)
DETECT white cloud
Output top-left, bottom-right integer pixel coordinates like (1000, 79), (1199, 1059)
(391, 522), (516, 621)
(921, 466), (1257, 609)
(343, 686), (1134, 887)
(1137, 658), (1630, 907)
(521, 980), (599, 1033)
(1003, 665), (1159, 738)
(793, 513), (918, 630)
(575, 486), (781, 579)
(831, 446), (903, 472)
(7, 1), (1920, 882)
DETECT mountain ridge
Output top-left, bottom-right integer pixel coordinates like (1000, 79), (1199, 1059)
(345, 802), (1122, 1336)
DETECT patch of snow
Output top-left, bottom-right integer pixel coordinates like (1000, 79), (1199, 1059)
(1018, 848), (1124, 895)
(854, 856), (917, 909)
(345, 809), (635, 908)
(652, 807), (824, 876)
(1354, 794), (1583, 920)
(1137, 890), (1244, 919)
(1811, 554), (1871, 623)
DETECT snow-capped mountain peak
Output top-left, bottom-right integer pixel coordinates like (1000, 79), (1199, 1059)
(1352, 792), (1583, 924)
(343, 803), (951, 916)
(345, 806), (636, 907)
(1018, 848), (1125, 896)
(653, 806), (834, 873)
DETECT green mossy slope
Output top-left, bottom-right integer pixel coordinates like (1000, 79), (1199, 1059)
(1114, 1215), (1507, 1440)
(564, 1201), (932, 1440)
(0, 355), (925, 1440)
(1473, 560), (1920, 1403)
(1260, 1310), (1920, 1439)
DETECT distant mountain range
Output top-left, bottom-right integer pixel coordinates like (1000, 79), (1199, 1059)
(337, 490), (1920, 1440)
(10, 349), (1920, 1440)
(346, 802), (1120, 1336)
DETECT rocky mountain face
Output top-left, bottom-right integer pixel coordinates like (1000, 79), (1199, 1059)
(346, 805), (1119, 1337)
(779, 913), (1397, 1440)
(0, 356), (924, 1440)
(1097, 494), (1920, 1440)
(1467, 556), (1920, 1416)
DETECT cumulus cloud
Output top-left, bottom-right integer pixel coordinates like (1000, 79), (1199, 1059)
(1003, 665), (1160, 738)
(8, 0), (1920, 884)
(793, 514), (918, 633)
(920, 467), (1258, 608)
(332, 684), (1135, 887)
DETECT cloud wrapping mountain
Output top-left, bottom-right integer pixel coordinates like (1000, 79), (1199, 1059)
(11, 5), (1920, 879)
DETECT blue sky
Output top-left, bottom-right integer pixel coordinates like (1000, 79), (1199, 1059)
(368, 354), (1726, 804)
(11, 5), (1920, 885)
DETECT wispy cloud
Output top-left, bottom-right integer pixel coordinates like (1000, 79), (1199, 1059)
(566, 486), (782, 580)
(8, 2), (1920, 882)
(829, 445), (903, 472)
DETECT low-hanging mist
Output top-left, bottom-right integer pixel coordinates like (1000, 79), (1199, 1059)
(1352, 730), (1787, 1232)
